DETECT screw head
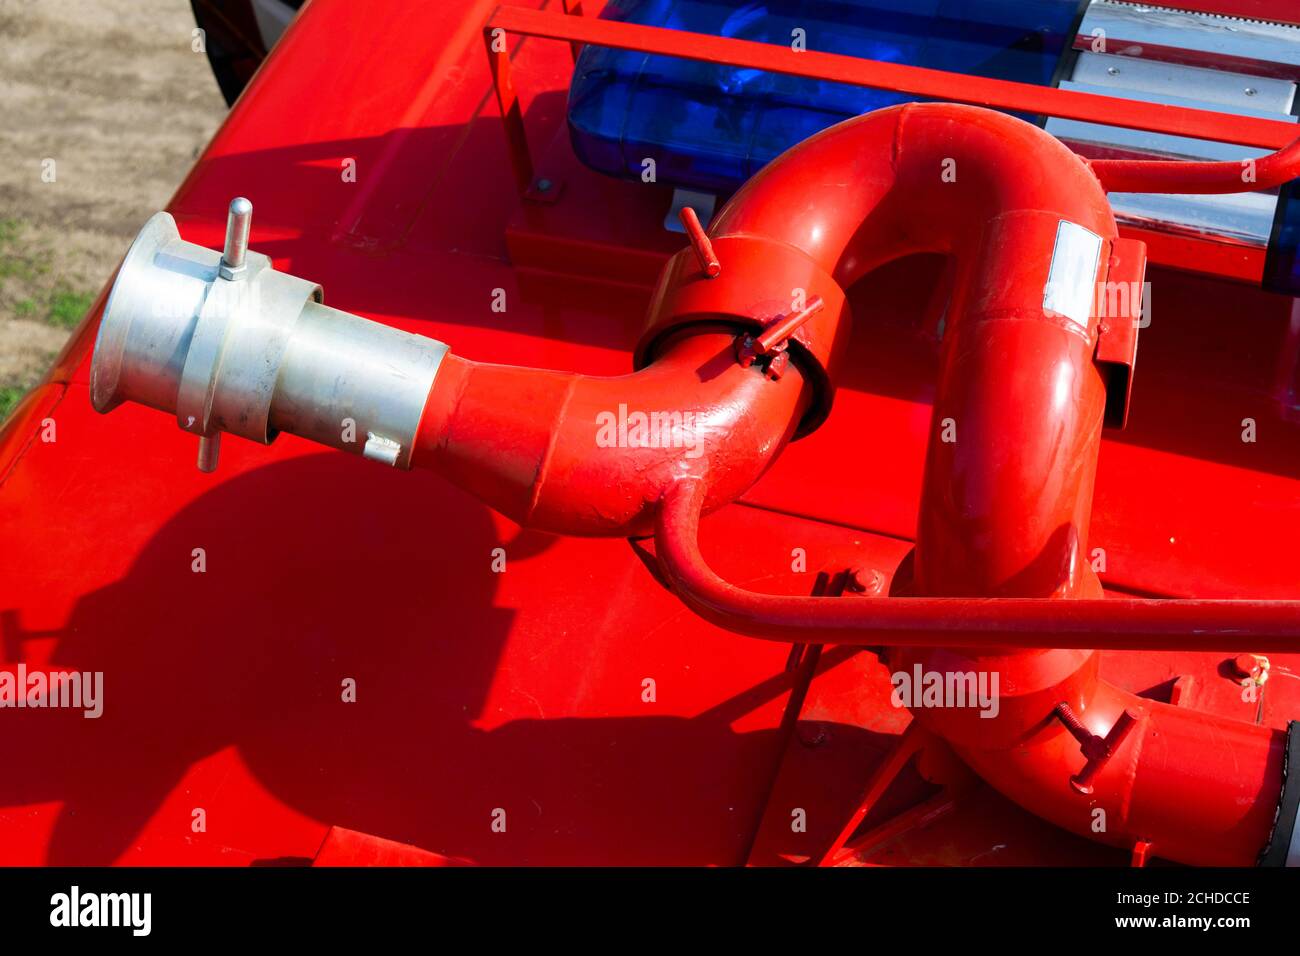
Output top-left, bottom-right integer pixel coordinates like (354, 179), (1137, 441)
(764, 350), (789, 381)
(846, 567), (886, 595)
(1232, 652), (1269, 681)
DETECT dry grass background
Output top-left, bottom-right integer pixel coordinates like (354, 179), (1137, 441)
(0, 0), (226, 419)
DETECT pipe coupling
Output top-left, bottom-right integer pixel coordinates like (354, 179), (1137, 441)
(636, 234), (850, 437)
(90, 209), (449, 469)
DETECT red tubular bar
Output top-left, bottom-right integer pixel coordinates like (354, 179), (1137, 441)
(484, 6), (1298, 150)
(655, 476), (1300, 653)
(654, 481), (1288, 866)
(483, 21), (534, 195)
(1091, 135), (1300, 194)
(486, 6), (1300, 202)
(483, 5), (1300, 285)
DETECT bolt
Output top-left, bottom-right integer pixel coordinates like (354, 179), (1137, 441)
(196, 433), (220, 473)
(679, 206), (721, 278)
(219, 197), (252, 280)
(535, 178), (553, 192)
(1054, 702), (1092, 744)
(846, 567), (886, 595)
(1244, 87), (1257, 96)
(1055, 703), (1139, 795)
(754, 295), (825, 355)
(1232, 652), (1269, 683)
(735, 335), (759, 368)
(764, 349), (790, 381)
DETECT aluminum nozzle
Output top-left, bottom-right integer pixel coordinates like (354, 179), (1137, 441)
(90, 209), (450, 469)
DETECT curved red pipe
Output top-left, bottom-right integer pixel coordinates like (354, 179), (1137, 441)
(653, 477), (1300, 652)
(413, 329), (811, 536)
(412, 103), (1293, 864)
(700, 103), (1287, 864)
(1090, 133), (1300, 194)
(711, 104), (1115, 600)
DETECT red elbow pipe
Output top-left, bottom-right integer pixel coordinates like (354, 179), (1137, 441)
(407, 103), (1294, 864)
(412, 329), (812, 536)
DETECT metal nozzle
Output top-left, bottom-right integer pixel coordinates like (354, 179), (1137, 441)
(90, 205), (450, 470)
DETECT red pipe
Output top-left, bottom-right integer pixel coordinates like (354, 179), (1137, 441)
(654, 476), (1300, 653)
(1090, 133), (1300, 194)
(412, 103), (1294, 864)
(413, 329), (812, 536)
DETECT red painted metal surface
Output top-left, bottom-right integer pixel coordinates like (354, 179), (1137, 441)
(292, 97), (1300, 862)
(3, 0), (1300, 868)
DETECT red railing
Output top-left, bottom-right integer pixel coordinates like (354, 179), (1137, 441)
(483, 4), (1298, 198)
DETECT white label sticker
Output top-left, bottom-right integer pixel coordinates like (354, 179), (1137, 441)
(1043, 220), (1102, 328)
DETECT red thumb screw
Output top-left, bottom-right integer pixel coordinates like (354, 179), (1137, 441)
(679, 206), (721, 278)
(1054, 703), (1140, 795)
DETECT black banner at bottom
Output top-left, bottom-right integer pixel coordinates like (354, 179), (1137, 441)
(0, 865), (1291, 941)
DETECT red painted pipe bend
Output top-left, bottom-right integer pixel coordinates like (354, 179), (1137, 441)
(411, 103), (1295, 864)
(413, 329), (812, 536)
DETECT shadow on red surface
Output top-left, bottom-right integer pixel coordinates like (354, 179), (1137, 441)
(1, 453), (915, 865)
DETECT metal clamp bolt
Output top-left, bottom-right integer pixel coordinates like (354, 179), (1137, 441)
(679, 206), (721, 278)
(218, 197), (252, 281)
(734, 295), (825, 381)
(193, 197), (255, 473)
(1054, 702), (1140, 795)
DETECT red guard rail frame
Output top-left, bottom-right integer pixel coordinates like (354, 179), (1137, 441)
(484, 4), (1300, 282)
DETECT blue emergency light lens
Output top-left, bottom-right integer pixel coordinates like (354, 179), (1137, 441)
(1266, 182), (1300, 297)
(568, 0), (1084, 194)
